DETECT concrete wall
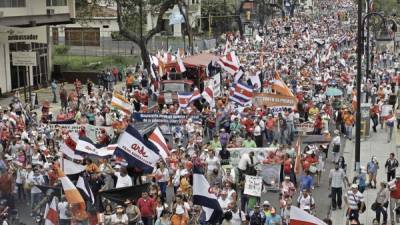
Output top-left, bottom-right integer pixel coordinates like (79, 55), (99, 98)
(0, 0), (74, 17)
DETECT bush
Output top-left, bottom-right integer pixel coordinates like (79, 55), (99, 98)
(54, 45), (70, 55)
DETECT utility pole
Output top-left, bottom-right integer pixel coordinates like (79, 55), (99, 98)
(355, 0), (363, 172)
(365, 0), (370, 103)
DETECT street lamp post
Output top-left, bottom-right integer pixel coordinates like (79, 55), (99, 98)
(356, 9), (387, 171)
(365, 0), (370, 103)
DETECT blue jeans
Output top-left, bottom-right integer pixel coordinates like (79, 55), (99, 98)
(345, 125), (352, 139)
(158, 181), (167, 198)
(266, 129), (274, 144)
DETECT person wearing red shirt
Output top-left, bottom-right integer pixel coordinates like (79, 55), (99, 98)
(313, 115), (323, 135)
(265, 114), (275, 144)
(302, 150), (318, 173)
(137, 191), (155, 225)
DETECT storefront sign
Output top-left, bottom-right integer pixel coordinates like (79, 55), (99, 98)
(253, 93), (297, 108)
(12, 52), (37, 66)
(0, 25), (47, 43)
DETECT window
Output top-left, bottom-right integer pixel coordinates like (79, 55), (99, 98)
(0, 0), (26, 8)
(46, 0), (67, 6)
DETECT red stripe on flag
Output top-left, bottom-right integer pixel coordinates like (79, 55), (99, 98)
(219, 59), (239, 71)
(235, 86), (253, 98)
(46, 208), (59, 225)
(149, 133), (170, 155)
(289, 219), (319, 225)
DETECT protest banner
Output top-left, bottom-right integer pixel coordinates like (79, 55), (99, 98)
(296, 122), (314, 133)
(260, 164), (281, 191)
(133, 113), (201, 135)
(227, 147), (278, 167)
(49, 123), (114, 141)
(244, 175), (263, 197)
(252, 93), (297, 108)
(381, 104), (392, 118)
(132, 113), (200, 124)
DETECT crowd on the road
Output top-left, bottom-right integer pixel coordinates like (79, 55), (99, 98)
(1, 0), (400, 225)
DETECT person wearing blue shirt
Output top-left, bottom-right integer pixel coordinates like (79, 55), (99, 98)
(51, 80), (57, 103)
(265, 207), (282, 225)
(367, 156), (379, 188)
(300, 171), (314, 191)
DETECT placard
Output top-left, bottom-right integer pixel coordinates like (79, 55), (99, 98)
(49, 123), (114, 141)
(206, 73), (221, 97)
(244, 175), (263, 197)
(381, 104), (392, 117)
(260, 164), (281, 191)
(253, 93), (297, 108)
(132, 112), (200, 124)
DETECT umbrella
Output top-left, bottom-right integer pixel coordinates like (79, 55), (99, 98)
(325, 87), (343, 96)
(289, 206), (327, 225)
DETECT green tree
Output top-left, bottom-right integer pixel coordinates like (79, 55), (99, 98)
(373, 0), (400, 16)
(82, 0), (178, 74)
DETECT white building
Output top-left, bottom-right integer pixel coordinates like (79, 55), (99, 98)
(52, 0), (201, 48)
(0, 0), (75, 93)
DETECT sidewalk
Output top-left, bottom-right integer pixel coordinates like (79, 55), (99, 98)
(332, 127), (398, 225)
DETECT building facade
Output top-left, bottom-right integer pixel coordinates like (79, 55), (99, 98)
(0, 0), (75, 93)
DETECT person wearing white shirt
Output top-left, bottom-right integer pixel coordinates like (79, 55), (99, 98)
(229, 202), (246, 225)
(331, 130), (341, 163)
(27, 168), (45, 212)
(297, 190), (315, 213)
(238, 152), (254, 180)
(115, 167), (132, 188)
(253, 121), (262, 147)
(58, 198), (71, 225)
(218, 191), (231, 211)
(155, 163), (169, 199)
(111, 205), (129, 225)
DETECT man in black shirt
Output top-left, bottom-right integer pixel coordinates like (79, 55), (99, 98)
(219, 146), (230, 165)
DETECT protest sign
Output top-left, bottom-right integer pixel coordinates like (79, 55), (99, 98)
(253, 93), (297, 108)
(260, 164), (281, 191)
(227, 147), (278, 167)
(244, 175), (263, 197)
(296, 122), (314, 133)
(132, 113), (200, 124)
(381, 104), (392, 117)
(49, 123), (114, 141)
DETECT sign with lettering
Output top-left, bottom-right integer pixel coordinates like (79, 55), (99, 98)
(244, 175), (263, 197)
(49, 123), (114, 141)
(0, 25), (47, 43)
(253, 93), (297, 108)
(12, 52), (37, 66)
(132, 113), (200, 124)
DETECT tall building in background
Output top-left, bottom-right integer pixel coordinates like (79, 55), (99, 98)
(0, 0), (75, 94)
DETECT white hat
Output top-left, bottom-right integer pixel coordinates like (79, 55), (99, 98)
(306, 150), (313, 154)
(263, 200), (270, 206)
(351, 183), (358, 189)
(114, 165), (121, 169)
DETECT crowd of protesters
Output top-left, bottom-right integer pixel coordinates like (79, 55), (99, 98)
(1, 0), (400, 225)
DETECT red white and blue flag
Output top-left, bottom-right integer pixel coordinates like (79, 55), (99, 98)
(218, 51), (240, 75)
(201, 85), (214, 105)
(190, 87), (202, 103)
(177, 92), (193, 108)
(114, 125), (160, 173)
(229, 82), (253, 105)
(148, 127), (170, 162)
(193, 168), (223, 223)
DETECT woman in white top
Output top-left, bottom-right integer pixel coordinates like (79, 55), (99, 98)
(206, 150), (220, 181)
(155, 163), (169, 199)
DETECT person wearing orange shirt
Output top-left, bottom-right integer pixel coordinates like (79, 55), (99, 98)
(171, 203), (189, 225)
(126, 74), (134, 92)
(371, 104), (380, 132)
(343, 110), (354, 140)
(265, 114), (275, 144)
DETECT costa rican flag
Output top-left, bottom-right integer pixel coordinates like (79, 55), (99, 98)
(201, 85), (214, 105)
(148, 127), (170, 161)
(217, 51), (240, 75)
(193, 168), (223, 223)
(229, 82), (253, 105)
(177, 92), (193, 108)
(290, 206), (327, 225)
(75, 136), (117, 157)
(190, 87), (201, 103)
(114, 125), (160, 173)
(44, 197), (59, 225)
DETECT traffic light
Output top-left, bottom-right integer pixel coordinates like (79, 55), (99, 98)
(246, 11), (251, 21)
